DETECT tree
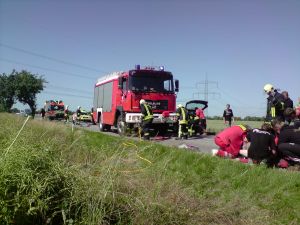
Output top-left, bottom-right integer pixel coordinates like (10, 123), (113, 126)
(0, 71), (17, 112)
(14, 70), (46, 118)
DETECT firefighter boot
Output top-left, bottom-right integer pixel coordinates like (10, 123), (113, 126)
(143, 133), (150, 140)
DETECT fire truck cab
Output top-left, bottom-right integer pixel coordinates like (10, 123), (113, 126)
(93, 65), (179, 135)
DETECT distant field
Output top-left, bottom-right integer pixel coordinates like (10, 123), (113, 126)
(206, 120), (263, 133)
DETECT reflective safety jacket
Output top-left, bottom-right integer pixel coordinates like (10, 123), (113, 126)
(140, 103), (153, 121)
(176, 106), (188, 124)
(266, 91), (285, 121)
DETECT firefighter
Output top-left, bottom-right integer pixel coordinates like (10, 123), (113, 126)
(76, 106), (82, 117)
(40, 107), (45, 119)
(264, 84), (285, 122)
(188, 108), (199, 137)
(188, 107), (205, 137)
(176, 104), (189, 139)
(140, 99), (153, 140)
(64, 105), (69, 123)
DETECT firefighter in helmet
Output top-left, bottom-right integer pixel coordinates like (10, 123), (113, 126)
(140, 99), (153, 140)
(176, 104), (189, 139)
(64, 105), (69, 123)
(263, 84), (285, 122)
(76, 106), (82, 117)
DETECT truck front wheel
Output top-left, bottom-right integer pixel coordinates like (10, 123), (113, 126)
(99, 121), (104, 131)
(98, 116), (106, 132)
(117, 115), (126, 135)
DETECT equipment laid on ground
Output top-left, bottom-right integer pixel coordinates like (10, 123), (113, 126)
(92, 65), (179, 135)
(44, 100), (65, 120)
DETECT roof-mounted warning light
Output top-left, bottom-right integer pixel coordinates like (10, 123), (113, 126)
(159, 66), (164, 71)
(135, 65), (140, 70)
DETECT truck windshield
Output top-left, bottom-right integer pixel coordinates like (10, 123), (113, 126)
(129, 71), (174, 93)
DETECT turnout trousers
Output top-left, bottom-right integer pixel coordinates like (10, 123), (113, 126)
(178, 123), (188, 139)
(141, 118), (153, 140)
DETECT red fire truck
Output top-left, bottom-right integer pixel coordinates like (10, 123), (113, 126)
(92, 65), (179, 135)
(44, 100), (65, 120)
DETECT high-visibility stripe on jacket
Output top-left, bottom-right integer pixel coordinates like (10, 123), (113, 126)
(176, 107), (188, 124)
(238, 124), (247, 131)
(141, 103), (153, 121)
(271, 107), (276, 118)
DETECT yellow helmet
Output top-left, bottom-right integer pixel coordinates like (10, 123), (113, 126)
(263, 84), (273, 93)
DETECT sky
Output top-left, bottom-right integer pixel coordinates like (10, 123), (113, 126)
(1, 0), (300, 117)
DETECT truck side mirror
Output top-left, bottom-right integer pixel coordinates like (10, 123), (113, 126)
(175, 79), (179, 92)
(118, 77), (123, 89)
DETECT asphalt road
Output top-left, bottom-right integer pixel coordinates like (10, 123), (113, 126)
(80, 123), (218, 154)
(31, 115), (218, 154)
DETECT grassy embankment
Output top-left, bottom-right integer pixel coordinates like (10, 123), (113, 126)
(0, 113), (299, 225)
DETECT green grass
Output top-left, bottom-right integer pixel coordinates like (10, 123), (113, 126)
(206, 120), (263, 133)
(0, 113), (299, 224)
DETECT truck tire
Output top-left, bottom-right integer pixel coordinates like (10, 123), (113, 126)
(117, 115), (126, 135)
(98, 116), (105, 132)
(105, 125), (111, 131)
(99, 121), (104, 131)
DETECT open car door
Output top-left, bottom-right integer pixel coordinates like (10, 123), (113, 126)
(185, 100), (208, 115)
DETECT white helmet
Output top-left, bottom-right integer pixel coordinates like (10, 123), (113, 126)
(263, 84), (273, 93)
(77, 106), (81, 109)
(177, 104), (183, 108)
(140, 99), (146, 105)
(66, 105), (69, 109)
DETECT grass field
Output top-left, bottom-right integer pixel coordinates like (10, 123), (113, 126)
(0, 113), (299, 224)
(206, 120), (263, 133)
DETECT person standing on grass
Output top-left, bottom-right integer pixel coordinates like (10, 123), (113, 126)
(212, 124), (251, 158)
(263, 84), (285, 122)
(64, 105), (69, 123)
(281, 91), (293, 124)
(40, 107), (45, 119)
(223, 104), (234, 127)
(282, 91), (293, 109)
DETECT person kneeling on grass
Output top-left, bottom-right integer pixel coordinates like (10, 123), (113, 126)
(212, 124), (251, 158)
(242, 123), (277, 167)
(277, 124), (300, 166)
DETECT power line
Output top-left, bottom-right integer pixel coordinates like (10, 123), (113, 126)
(0, 57), (96, 80)
(193, 74), (220, 116)
(0, 42), (108, 73)
(46, 84), (93, 95)
(43, 91), (91, 99)
(194, 74), (220, 101)
(217, 86), (244, 105)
